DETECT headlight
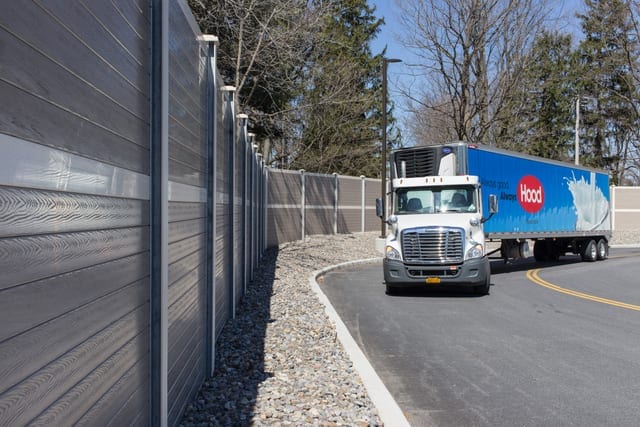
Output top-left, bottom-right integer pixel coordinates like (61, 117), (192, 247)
(385, 246), (402, 260)
(466, 243), (484, 259)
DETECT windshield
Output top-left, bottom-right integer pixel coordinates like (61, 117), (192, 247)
(395, 185), (478, 214)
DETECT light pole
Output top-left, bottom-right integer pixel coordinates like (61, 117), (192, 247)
(381, 57), (402, 238)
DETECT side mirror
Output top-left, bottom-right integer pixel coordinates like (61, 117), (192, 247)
(375, 197), (383, 218)
(489, 194), (498, 214)
(482, 194), (498, 224)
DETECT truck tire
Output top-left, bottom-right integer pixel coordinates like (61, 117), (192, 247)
(533, 240), (548, 262)
(475, 277), (490, 295)
(596, 239), (608, 260)
(581, 239), (597, 262)
(385, 284), (397, 295)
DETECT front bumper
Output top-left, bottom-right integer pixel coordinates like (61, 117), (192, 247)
(383, 256), (490, 287)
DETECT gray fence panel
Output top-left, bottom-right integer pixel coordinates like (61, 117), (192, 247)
(336, 176), (362, 233)
(214, 88), (235, 339)
(305, 174), (335, 236)
(0, 1), (149, 174)
(611, 186), (640, 243)
(365, 178), (381, 232)
(0, 0), (150, 424)
(0, 1), (272, 425)
(166, 2), (209, 424)
(267, 170), (303, 247)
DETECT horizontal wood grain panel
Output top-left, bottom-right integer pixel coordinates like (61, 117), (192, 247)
(30, 330), (149, 426)
(104, 368), (149, 427)
(168, 250), (205, 288)
(168, 349), (204, 425)
(0, 253), (148, 341)
(169, 202), (206, 223)
(168, 289), (200, 347)
(0, 27), (147, 144)
(0, 278), (148, 394)
(0, 81), (149, 174)
(169, 158), (205, 188)
(0, 2), (148, 111)
(169, 94), (203, 143)
(168, 233), (205, 265)
(75, 356), (149, 426)
(0, 186), (148, 238)
(168, 318), (204, 395)
(169, 267), (203, 312)
(78, 0), (148, 65)
(0, 306), (147, 426)
(169, 137), (207, 173)
(168, 218), (205, 243)
(0, 227), (149, 290)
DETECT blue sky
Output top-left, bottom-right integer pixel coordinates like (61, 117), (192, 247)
(369, 0), (586, 144)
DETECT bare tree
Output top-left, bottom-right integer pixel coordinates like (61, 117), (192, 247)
(615, 0), (640, 184)
(397, 0), (549, 146)
(189, 0), (326, 145)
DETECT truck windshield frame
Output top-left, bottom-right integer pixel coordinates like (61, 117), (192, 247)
(394, 185), (478, 214)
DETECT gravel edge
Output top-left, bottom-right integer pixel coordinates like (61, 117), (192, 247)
(180, 232), (385, 426)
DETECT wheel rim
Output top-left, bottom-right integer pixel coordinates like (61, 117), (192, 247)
(589, 243), (597, 260)
(597, 240), (607, 259)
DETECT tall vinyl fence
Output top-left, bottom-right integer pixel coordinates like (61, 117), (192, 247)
(0, 1), (266, 425)
(267, 171), (381, 247)
(611, 186), (640, 244)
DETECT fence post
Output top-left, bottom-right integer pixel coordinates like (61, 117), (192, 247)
(361, 175), (366, 233)
(237, 113), (248, 295)
(610, 185), (616, 232)
(201, 33), (219, 378)
(149, 1), (169, 424)
(333, 173), (339, 235)
(260, 155), (266, 253)
(221, 86), (236, 318)
(300, 169), (306, 240)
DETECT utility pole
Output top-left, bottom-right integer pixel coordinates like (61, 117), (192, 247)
(575, 97), (580, 165)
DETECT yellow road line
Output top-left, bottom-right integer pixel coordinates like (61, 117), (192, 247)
(526, 269), (640, 312)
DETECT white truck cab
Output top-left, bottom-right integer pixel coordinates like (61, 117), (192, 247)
(378, 175), (495, 295)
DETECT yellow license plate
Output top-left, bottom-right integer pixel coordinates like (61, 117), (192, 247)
(425, 277), (441, 284)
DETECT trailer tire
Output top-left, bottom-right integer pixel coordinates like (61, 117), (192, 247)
(581, 239), (597, 262)
(596, 239), (608, 260)
(533, 240), (548, 262)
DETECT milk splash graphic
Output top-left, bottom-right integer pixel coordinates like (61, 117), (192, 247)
(565, 172), (610, 231)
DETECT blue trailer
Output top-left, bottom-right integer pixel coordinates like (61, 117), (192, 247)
(378, 142), (611, 294)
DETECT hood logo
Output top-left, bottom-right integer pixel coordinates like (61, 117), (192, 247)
(518, 175), (544, 213)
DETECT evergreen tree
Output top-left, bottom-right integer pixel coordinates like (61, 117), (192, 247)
(497, 31), (577, 161)
(291, 0), (389, 176)
(578, 0), (639, 184)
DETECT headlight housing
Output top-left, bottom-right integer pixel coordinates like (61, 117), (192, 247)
(466, 243), (484, 259)
(385, 245), (402, 260)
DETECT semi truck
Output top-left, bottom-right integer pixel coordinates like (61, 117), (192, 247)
(376, 142), (611, 295)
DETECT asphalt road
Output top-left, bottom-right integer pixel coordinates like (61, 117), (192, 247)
(317, 248), (640, 426)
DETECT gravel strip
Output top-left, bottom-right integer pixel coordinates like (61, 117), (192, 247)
(180, 232), (384, 426)
(179, 229), (639, 426)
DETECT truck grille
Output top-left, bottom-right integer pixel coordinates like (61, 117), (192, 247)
(402, 227), (464, 264)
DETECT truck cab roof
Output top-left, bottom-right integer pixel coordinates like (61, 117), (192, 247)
(392, 175), (480, 188)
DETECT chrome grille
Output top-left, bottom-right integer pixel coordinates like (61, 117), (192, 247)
(402, 227), (464, 264)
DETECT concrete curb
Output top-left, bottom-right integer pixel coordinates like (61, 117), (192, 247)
(310, 258), (411, 427)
